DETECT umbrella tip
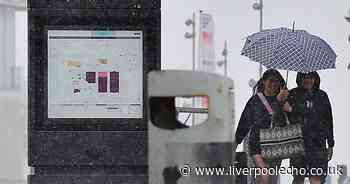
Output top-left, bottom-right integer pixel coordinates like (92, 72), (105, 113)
(292, 21), (295, 31)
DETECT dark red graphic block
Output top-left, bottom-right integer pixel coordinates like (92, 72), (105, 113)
(110, 71), (119, 93)
(86, 72), (96, 83)
(98, 72), (108, 93)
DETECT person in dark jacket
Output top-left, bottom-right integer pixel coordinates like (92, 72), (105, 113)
(288, 72), (334, 184)
(235, 69), (290, 184)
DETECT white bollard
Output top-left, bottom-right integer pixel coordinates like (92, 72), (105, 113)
(148, 70), (235, 184)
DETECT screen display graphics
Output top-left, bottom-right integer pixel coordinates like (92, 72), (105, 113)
(48, 30), (143, 118)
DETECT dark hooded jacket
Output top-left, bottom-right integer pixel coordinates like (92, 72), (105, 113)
(235, 69), (288, 155)
(235, 94), (287, 155)
(288, 72), (335, 151)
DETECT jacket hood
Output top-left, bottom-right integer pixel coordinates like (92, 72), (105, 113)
(296, 71), (320, 89)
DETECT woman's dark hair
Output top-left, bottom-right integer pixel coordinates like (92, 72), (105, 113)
(296, 71), (320, 89)
(253, 69), (286, 95)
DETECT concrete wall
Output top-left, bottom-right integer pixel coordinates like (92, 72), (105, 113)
(0, 90), (28, 182)
(0, 3), (27, 183)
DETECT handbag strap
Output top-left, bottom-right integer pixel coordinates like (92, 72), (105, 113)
(257, 93), (274, 129)
(257, 93), (291, 126)
(257, 93), (273, 115)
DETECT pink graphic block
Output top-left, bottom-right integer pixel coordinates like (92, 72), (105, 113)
(98, 72), (108, 93)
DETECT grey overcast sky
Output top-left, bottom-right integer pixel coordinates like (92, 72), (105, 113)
(161, 0), (350, 168)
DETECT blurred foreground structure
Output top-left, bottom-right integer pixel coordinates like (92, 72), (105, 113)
(148, 70), (236, 183)
(0, 1), (28, 184)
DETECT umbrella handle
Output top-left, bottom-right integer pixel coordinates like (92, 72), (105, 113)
(285, 21), (293, 88)
(285, 70), (289, 89)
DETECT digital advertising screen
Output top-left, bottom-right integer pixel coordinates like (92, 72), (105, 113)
(47, 30), (143, 118)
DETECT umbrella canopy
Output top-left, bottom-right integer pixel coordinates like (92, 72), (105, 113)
(241, 28), (337, 73)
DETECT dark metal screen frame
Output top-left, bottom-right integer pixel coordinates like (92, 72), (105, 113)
(29, 10), (160, 131)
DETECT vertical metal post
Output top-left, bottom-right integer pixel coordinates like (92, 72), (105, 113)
(258, 0), (263, 78)
(192, 11), (196, 126)
(345, 14), (350, 70)
(224, 40), (228, 76)
(244, 2), (264, 184)
(192, 12), (196, 72)
(259, 0), (263, 32)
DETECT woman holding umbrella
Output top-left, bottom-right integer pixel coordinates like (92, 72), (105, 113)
(235, 69), (290, 184)
(287, 72), (334, 184)
(240, 26), (337, 184)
